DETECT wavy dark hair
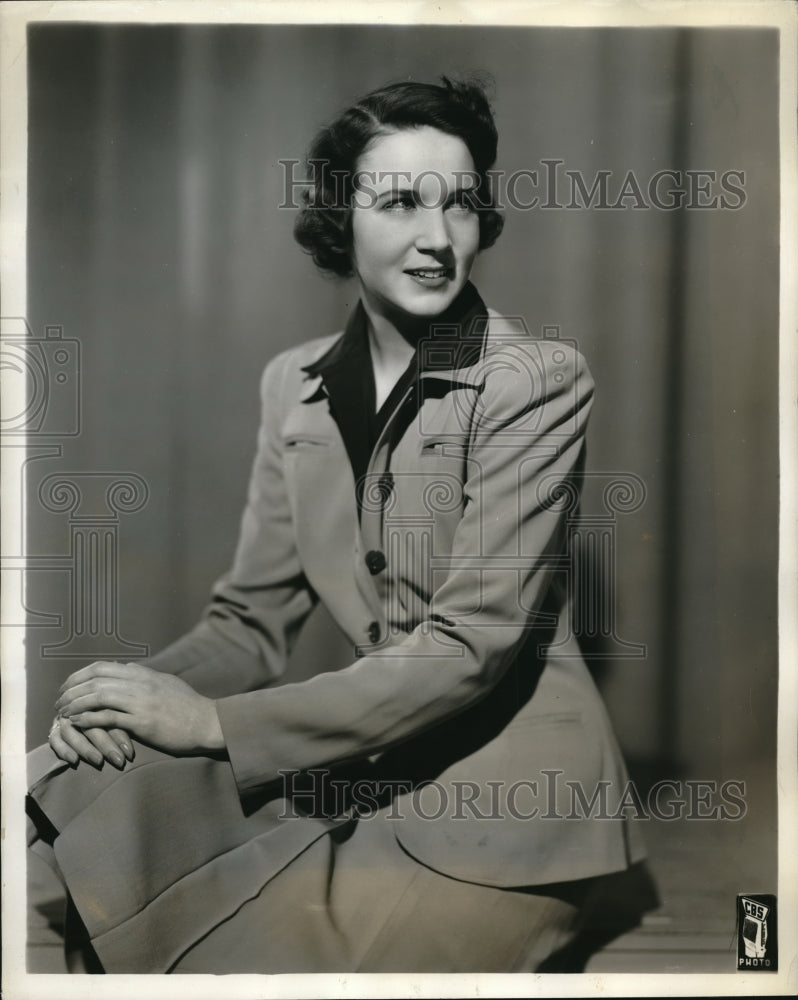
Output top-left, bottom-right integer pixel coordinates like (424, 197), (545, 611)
(293, 76), (504, 278)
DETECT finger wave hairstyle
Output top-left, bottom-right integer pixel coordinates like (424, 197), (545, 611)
(293, 76), (505, 278)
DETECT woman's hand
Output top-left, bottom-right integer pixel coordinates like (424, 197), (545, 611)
(55, 661), (225, 756)
(49, 715), (134, 769)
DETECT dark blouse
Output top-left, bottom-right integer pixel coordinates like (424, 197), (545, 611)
(301, 282), (489, 514)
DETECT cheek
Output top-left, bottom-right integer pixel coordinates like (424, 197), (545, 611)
(352, 218), (395, 273)
(453, 215), (480, 256)
(355, 240), (416, 295)
(467, 216), (481, 248)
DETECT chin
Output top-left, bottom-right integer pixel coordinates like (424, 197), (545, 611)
(394, 286), (465, 318)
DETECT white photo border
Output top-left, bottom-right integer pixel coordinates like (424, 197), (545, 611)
(2, 2), (796, 998)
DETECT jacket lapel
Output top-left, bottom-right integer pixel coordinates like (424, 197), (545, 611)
(357, 319), (490, 568)
(289, 286), (493, 624)
(282, 392), (385, 629)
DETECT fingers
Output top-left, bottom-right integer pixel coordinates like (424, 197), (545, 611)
(48, 718), (79, 766)
(69, 709), (128, 732)
(55, 678), (135, 716)
(83, 727), (129, 769)
(109, 728), (135, 761)
(49, 717), (105, 768)
(48, 713), (135, 769)
(58, 660), (123, 693)
(53, 669), (139, 756)
(58, 660), (146, 695)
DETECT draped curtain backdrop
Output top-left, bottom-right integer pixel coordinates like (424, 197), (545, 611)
(25, 25), (778, 804)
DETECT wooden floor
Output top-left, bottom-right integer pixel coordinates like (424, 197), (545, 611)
(587, 763), (777, 974)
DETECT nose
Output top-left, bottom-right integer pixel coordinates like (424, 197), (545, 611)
(414, 207), (451, 253)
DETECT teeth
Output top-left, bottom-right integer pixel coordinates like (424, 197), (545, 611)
(410, 270), (447, 277)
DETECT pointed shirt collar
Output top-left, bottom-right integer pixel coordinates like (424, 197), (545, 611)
(300, 281), (490, 394)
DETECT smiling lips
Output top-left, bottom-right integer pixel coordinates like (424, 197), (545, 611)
(404, 266), (452, 286)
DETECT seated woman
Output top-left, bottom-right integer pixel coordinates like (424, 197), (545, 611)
(27, 76), (656, 974)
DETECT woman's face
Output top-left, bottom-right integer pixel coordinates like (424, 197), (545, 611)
(350, 126), (480, 325)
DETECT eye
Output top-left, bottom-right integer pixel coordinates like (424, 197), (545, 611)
(447, 191), (476, 212)
(383, 194), (415, 211)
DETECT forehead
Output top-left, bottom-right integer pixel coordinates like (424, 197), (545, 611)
(356, 126), (476, 187)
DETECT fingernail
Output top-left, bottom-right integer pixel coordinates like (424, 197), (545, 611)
(109, 752), (124, 769)
(120, 742), (133, 760)
(90, 753), (103, 767)
(68, 753), (79, 766)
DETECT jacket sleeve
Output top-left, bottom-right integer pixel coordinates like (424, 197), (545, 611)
(214, 339), (595, 794)
(144, 350), (317, 699)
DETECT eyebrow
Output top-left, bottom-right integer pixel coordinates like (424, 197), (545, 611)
(374, 187), (415, 203)
(373, 180), (478, 201)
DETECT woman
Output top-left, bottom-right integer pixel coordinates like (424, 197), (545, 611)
(27, 77), (655, 974)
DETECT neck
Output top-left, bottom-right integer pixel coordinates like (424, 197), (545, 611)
(359, 292), (427, 372)
(359, 281), (474, 365)
(356, 282), (479, 411)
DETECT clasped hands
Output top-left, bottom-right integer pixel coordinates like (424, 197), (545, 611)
(50, 661), (225, 769)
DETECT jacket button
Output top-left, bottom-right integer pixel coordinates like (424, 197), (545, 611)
(365, 549), (387, 575)
(367, 621), (381, 643)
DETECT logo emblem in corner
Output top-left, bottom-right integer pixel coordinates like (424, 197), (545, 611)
(737, 894), (777, 970)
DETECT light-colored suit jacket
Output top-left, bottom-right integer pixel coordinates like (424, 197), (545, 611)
(147, 307), (646, 887)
